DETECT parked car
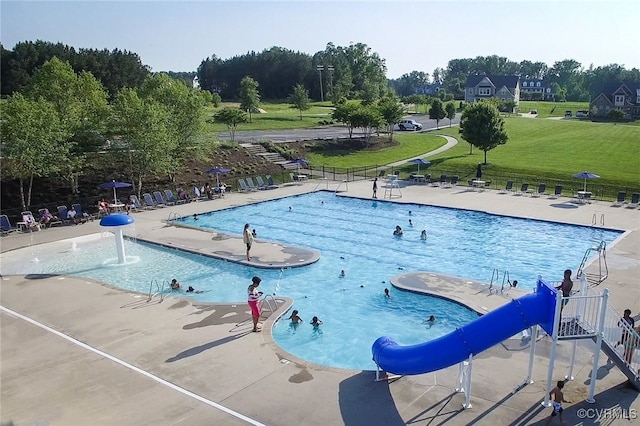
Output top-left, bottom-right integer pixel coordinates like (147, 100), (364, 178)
(397, 119), (423, 131)
(565, 110), (573, 117)
(576, 110), (588, 118)
(530, 109), (538, 114)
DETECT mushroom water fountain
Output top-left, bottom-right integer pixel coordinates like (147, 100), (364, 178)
(99, 214), (134, 264)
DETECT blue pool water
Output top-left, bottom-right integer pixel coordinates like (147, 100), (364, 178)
(0, 192), (622, 370)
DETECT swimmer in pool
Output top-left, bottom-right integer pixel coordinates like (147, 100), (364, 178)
(311, 316), (323, 327)
(384, 288), (390, 298)
(340, 270), (346, 278)
(420, 230), (427, 240)
(393, 225), (403, 236)
(288, 309), (302, 324)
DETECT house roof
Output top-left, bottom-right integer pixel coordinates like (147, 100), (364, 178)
(590, 80), (640, 100)
(466, 75), (520, 89)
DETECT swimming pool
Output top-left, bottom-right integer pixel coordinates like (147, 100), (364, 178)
(0, 192), (622, 370)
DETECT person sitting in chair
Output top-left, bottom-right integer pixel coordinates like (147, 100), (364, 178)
(39, 209), (59, 228)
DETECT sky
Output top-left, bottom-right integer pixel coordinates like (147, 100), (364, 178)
(1, 1), (639, 79)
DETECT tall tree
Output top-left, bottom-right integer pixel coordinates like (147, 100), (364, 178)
(239, 76), (260, 123)
(139, 73), (209, 180)
(459, 103), (508, 164)
(289, 84), (310, 119)
(1, 94), (69, 210)
(445, 102), (456, 127)
(332, 102), (360, 139)
(351, 106), (383, 145)
(378, 97), (405, 141)
(429, 99), (446, 129)
(213, 107), (248, 142)
(110, 89), (174, 197)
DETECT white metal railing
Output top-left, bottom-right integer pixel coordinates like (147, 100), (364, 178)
(313, 178), (328, 192)
(577, 240), (608, 286)
(260, 294), (278, 316)
(167, 212), (180, 222)
(600, 304), (639, 375)
(147, 279), (168, 302)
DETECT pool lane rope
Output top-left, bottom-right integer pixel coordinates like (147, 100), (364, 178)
(0, 304), (266, 426)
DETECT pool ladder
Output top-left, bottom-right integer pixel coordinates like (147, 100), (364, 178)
(313, 178), (348, 193)
(148, 279), (169, 302)
(260, 294), (278, 316)
(489, 268), (511, 294)
(168, 212), (180, 222)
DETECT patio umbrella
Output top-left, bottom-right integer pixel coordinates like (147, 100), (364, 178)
(408, 158), (431, 174)
(99, 180), (132, 203)
(572, 171), (600, 191)
(205, 167), (231, 187)
(286, 158), (309, 174)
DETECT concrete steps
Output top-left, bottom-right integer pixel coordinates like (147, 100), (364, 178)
(240, 143), (293, 169)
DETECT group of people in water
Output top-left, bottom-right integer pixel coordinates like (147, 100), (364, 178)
(392, 211), (428, 240)
(287, 309), (323, 327)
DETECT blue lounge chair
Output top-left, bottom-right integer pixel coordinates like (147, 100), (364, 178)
(531, 183), (546, 198)
(72, 203), (93, 221)
(612, 191), (626, 207)
(57, 205), (72, 225)
(154, 191), (171, 206)
(266, 175), (279, 189)
(499, 180), (514, 194)
(626, 193), (639, 209)
(238, 178), (251, 192)
(164, 189), (186, 205)
(548, 185), (562, 199)
(0, 214), (17, 235)
(514, 183), (529, 196)
(246, 177), (260, 191)
(143, 193), (158, 208)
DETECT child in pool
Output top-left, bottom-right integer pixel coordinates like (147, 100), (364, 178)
(288, 309), (302, 324)
(311, 316), (323, 327)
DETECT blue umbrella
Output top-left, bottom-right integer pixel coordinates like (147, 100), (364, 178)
(572, 171), (600, 191)
(408, 158), (431, 174)
(287, 158), (309, 173)
(206, 167), (231, 187)
(99, 180), (132, 203)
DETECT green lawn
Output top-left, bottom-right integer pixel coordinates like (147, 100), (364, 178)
(518, 101), (589, 117)
(306, 117), (640, 198)
(205, 101), (336, 132)
(305, 133), (447, 168)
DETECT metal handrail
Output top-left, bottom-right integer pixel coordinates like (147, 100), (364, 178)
(167, 212), (180, 222)
(260, 294), (278, 315)
(147, 279), (168, 302)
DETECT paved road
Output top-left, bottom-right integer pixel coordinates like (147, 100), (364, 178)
(218, 113), (461, 143)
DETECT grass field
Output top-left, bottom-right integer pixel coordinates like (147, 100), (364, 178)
(518, 101), (589, 117)
(205, 101), (336, 132)
(306, 116), (640, 198)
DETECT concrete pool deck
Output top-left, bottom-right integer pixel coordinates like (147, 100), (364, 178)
(2, 179), (639, 425)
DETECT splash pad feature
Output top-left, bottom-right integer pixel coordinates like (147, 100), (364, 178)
(99, 214), (134, 264)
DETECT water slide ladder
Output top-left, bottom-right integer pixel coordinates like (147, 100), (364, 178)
(576, 240), (608, 285)
(147, 279), (168, 302)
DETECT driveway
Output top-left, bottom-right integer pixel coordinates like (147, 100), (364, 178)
(218, 113), (461, 143)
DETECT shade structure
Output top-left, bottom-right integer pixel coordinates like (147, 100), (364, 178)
(206, 167), (231, 187)
(408, 158), (431, 174)
(572, 171), (600, 191)
(99, 180), (132, 203)
(286, 158), (309, 173)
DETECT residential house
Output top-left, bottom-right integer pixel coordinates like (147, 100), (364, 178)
(590, 81), (640, 119)
(520, 79), (554, 101)
(464, 75), (520, 109)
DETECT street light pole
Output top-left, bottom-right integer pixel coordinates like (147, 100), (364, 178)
(327, 65), (334, 101)
(317, 65), (324, 102)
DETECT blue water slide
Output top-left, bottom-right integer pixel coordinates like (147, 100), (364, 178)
(372, 279), (557, 376)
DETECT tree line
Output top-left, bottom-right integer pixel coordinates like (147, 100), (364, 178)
(3, 41), (639, 104)
(1, 57), (213, 211)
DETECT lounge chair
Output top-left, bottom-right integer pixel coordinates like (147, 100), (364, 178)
(143, 192), (158, 208)
(238, 178), (251, 192)
(0, 214), (18, 235)
(153, 191), (168, 207)
(450, 176), (459, 187)
(612, 191), (626, 207)
(289, 173), (300, 184)
(72, 203), (93, 221)
(246, 177), (260, 191)
(499, 180), (514, 194)
(531, 183), (546, 198)
(548, 185), (562, 199)
(266, 175), (280, 189)
(19, 211), (42, 232)
(377, 170), (386, 178)
(514, 183), (529, 196)
(57, 205), (72, 225)
(255, 176), (269, 190)
(432, 174), (446, 187)
(38, 208), (62, 227)
(193, 187), (207, 200)
(128, 195), (145, 211)
(164, 189), (187, 205)
(627, 193), (639, 208)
